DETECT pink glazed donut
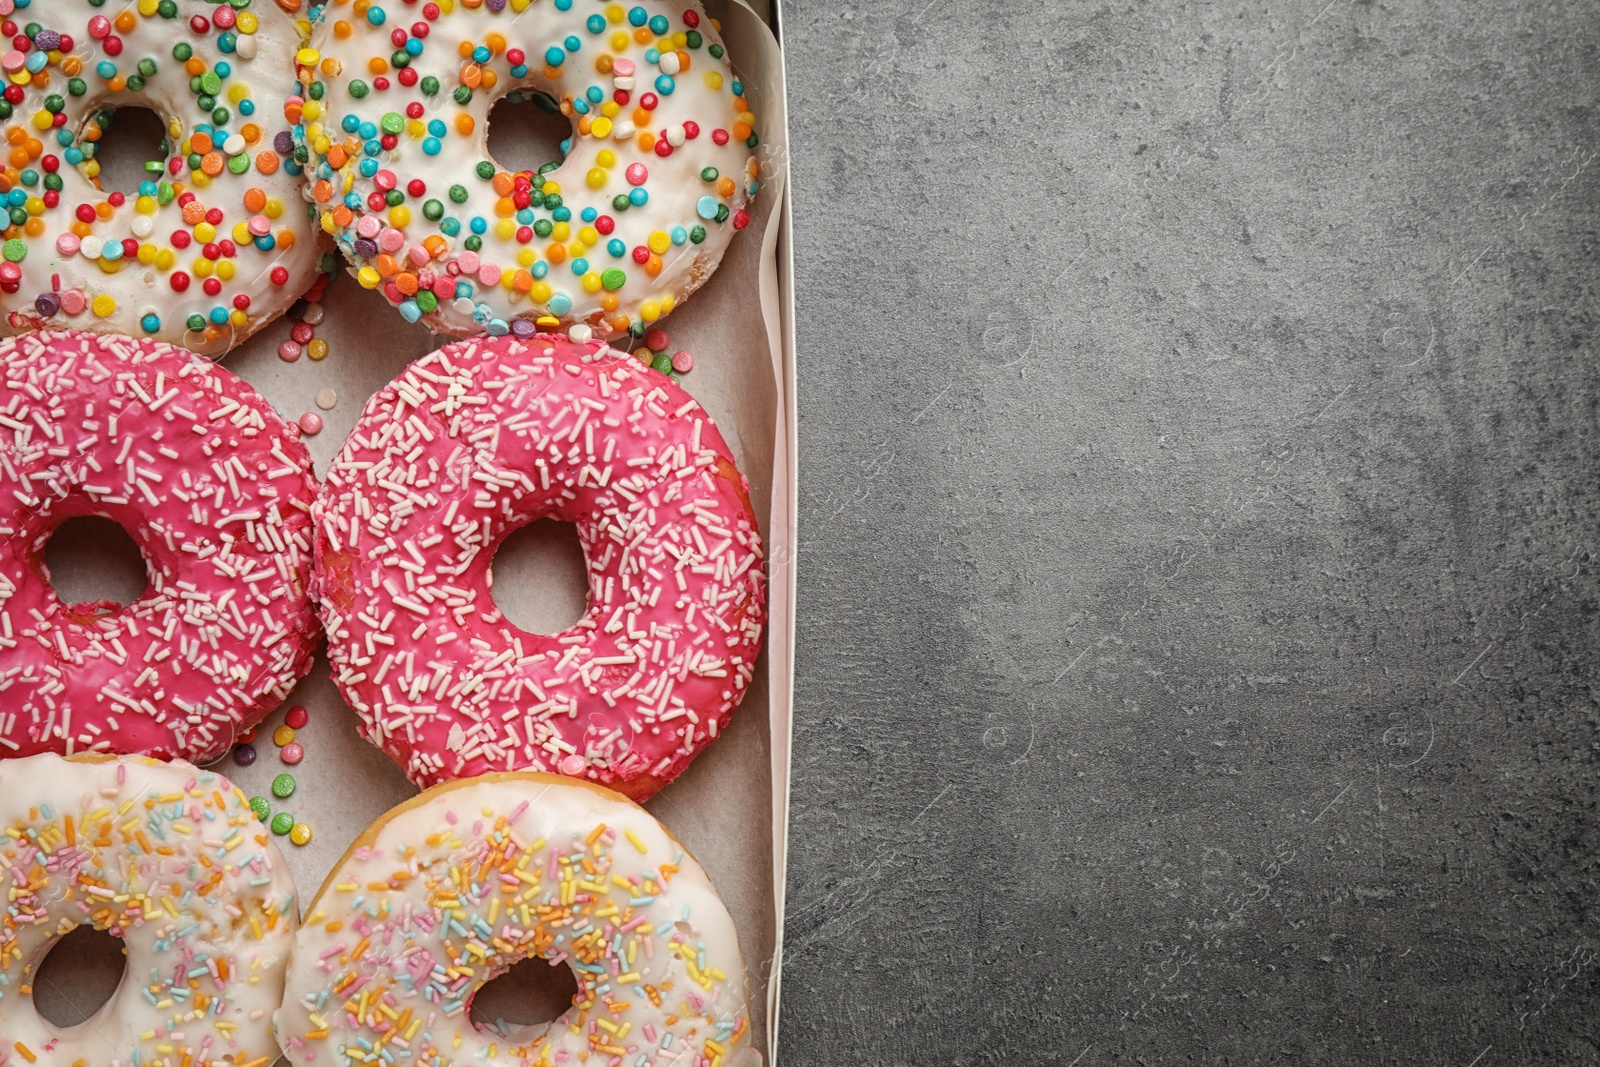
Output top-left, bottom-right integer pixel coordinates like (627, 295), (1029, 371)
(315, 334), (765, 800)
(0, 331), (319, 762)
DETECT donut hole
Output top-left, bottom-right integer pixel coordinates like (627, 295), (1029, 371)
(44, 516), (150, 611)
(85, 106), (171, 193)
(469, 956), (580, 1034)
(32, 925), (127, 1028)
(489, 519), (589, 635)
(485, 92), (571, 175)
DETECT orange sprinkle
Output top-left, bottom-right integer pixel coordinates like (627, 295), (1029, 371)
(190, 132), (214, 154)
(243, 188), (267, 212)
(255, 151), (281, 175)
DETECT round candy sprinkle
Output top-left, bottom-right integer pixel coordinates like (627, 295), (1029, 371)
(289, 822), (313, 847)
(285, 705), (309, 729)
(315, 388), (338, 411)
(248, 796), (271, 822)
(232, 743), (257, 766)
(671, 350), (695, 373)
(271, 773), (296, 799)
(281, 742), (305, 765)
(299, 412), (324, 435)
(559, 753), (586, 776)
(273, 724), (295, 747)
(270, 812), (294, 835)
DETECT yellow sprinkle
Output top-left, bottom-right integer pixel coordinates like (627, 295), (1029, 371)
(624, 830), (647, 853)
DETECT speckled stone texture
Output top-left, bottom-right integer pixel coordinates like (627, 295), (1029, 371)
(783, 1), (1599, 1063)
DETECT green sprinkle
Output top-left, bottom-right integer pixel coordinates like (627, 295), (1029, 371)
(475, 160), (495, 181)
(271, 773), (296, 799)
(248, 796), (271, 822)
(380, 112), (405, 135)
(3, 239), (27, 263)
(199, 71), (222, 96)
(420, 75), (440, 96)
(270, 812), (294, 835)
(651, 353), (674, 374)
(601, 267), (626, 291)
(448, 184), (469, 203)
(349, 80), (370, 99)
(423, 198), (444, 221)
(700, 167), (718, 182)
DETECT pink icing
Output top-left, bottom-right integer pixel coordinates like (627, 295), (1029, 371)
(0, 332), (320, 762)
(313, 335), (766, 800)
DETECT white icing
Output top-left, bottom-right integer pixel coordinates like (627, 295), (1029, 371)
(274, 774), (753, 1067)
(296, 0), (760, 338)
(0, 753), (299, 1067)
(0, 3), (326, 356)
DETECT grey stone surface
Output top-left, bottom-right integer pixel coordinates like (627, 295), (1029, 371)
(782, 1), (1600, 1063)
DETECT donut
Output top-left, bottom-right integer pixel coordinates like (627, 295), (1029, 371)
(274, 772), (752, 1067)
(0, 752), (300, 1067)
(314, 333), (765, 800)
(293, 0), (762, 339)
(0, 1), (326, 356)
(0, 331), (319, 763)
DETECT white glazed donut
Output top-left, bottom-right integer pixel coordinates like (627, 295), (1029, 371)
(275, 772), (755, 1067)
(293, 0), (762, 339)
(0, 753), (300, 1067)
(0, 0), (326, 356)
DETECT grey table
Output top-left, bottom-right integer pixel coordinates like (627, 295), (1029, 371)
(782, 1), (1599, 1062)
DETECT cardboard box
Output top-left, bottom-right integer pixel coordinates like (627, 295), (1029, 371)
(28, 1), (795, 1060)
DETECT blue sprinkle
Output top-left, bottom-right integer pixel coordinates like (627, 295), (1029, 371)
(696, 196), (718, 219)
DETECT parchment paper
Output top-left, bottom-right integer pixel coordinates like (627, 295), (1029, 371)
(29, 2), (793, 1061)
